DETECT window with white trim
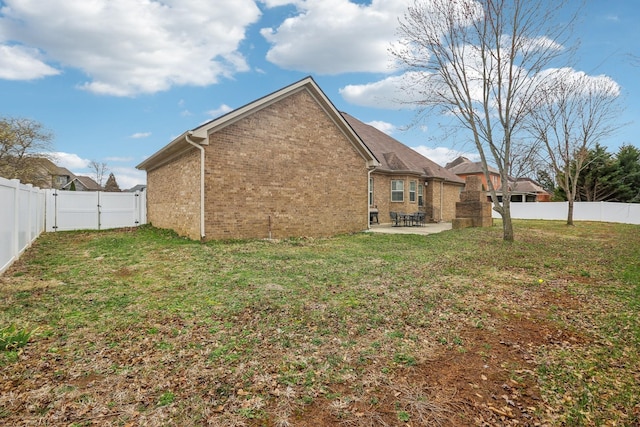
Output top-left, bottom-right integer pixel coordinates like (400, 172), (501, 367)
(418, 183), (424, 206)
(391, 180), (404, 202)
(369, 177), (374, 206)
(409, 181), (417, 203)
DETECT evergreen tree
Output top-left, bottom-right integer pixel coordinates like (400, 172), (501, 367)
(104, 173), (121, 192)
(614, 145), (640, 202)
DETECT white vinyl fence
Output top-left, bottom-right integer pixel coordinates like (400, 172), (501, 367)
(45, 189), (147, 232)
(492, 201), (640, 225)
(0, 177), (46, 274)
(1, 177), (147, 274)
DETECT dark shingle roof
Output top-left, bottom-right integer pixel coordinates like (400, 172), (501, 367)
(445, 156), (499, 175)
(341, 112), (464, 184)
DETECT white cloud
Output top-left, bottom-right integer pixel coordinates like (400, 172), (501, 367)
(412, 145), (479, 167)
(129, 132), (151, 139)
(0, 0), (261, 96)
(50, 152), (90, 170)
(206, 104), (234, 118)
(340, 73), (422, 109)
(0, 44), (60, 80)
(367, 120), (396, 135)
(261, 0), (410, 74)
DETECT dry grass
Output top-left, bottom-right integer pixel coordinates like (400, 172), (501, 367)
(0, 221), (638, 426)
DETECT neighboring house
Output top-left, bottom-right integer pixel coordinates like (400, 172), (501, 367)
(27, 158), (75, 189)
(137, 77), (379, 241)
(126, 184), (147, 193)
(445, 156), (550, 202)
(62, 176), (102, 191)
(509, 178), (551, 202)
(445, 156), (501, 191)
(341, 113), (465, 223)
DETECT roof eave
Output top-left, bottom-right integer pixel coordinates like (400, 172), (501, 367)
(136, 132), (207, 171)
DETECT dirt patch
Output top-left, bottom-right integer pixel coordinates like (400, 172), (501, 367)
(284, 312), (589, 427)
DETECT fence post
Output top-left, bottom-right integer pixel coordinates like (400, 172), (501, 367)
(11, 179), (20, 263)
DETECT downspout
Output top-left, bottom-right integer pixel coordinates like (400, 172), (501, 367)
(185, 131), (206, 240)
(367, 166), (376, 230)
(440, 180), (444, 222)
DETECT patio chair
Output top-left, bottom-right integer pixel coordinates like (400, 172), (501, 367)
(414, 212), (426, 226)
(389, 211), (401, 226)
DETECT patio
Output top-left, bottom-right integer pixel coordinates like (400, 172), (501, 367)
(367, 222), (452, 235)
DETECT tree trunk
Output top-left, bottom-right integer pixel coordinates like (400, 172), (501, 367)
(567, 199), (575, 226)
(501, 201), (515, 242)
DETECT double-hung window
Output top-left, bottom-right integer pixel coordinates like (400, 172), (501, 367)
(418, 183), (424, 206)
(369, 177), (374, 206)
(391, 180), (404, 202)
(409, 181), (417, 203)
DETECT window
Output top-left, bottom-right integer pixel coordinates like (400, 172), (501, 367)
(391, 180), (404, 202)
(369, 177), (374, 206)
(418, 183), (424, 206)
(409, 181), (417, 203)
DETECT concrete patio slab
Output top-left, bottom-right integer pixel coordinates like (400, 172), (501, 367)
(366, 222), (453, 235)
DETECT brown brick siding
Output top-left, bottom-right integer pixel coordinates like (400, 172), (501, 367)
(203, 89), (369, 240)
(146, 149), (201, 239)
(372, 174), (462, 223)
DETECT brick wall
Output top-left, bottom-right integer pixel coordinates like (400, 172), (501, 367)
(423, 179), (462, 222)
(203, 89), (369, 240)
(146, 149), (201, 239)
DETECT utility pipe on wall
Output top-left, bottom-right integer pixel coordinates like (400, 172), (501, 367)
(185, 131), (206, 240)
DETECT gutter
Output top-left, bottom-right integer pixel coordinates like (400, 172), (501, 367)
(185, 131), (206, 240)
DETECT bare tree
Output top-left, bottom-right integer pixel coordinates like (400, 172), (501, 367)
(0, 117), (54, 185)
(392, 0), (576, 241)
(89, 160), (109, 188)
(526, 70), (621, 224)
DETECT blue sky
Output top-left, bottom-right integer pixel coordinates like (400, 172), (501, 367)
(1, 0), (638, 190)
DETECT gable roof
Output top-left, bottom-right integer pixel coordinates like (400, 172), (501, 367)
(341, 112), (464, 184)
(62, 175), (101, 191)
(137, 76), (379, 171)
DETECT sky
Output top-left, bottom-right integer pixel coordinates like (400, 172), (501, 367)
(1, 0), (638, 190)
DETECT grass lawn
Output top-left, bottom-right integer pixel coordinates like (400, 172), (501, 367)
(1, 220), (639, 426)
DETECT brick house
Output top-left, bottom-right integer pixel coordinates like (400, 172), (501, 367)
(445, 156), (550, 202)
(342, 113), (465, 223)
(137, 77), (464, 240)
(137, 77), (379, 240)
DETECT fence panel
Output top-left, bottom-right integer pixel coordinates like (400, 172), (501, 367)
(46, 190), (99, 232)
(99, 192), (145, 229)
(45, 190), (147, 232)
(493, 201), (640, 224)
(0, 177), (46, 274)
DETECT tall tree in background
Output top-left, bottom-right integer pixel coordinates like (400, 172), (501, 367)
(104, 172), (121, 192)
(0, 117), (54, 185)
(575, 144), (618, 202)
(526, 70), (621, 225)
(393, 0), (575, 241)
(89, 160), (109, 188)
(614, 144), (640, 203)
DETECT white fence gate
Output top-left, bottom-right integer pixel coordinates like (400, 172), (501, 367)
(1, 177), (147, 274)
(45, 189), (147, 232)
(492, 201), (640, 225)
(0, 177), (46, 274)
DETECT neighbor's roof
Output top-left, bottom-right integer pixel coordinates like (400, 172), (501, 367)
(510, 178), (548, 194)
(445, 156), (499, 175)
(137, 76), (380, 171)
(341, 112), (464, 184)
(63, 175), (101, 191)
